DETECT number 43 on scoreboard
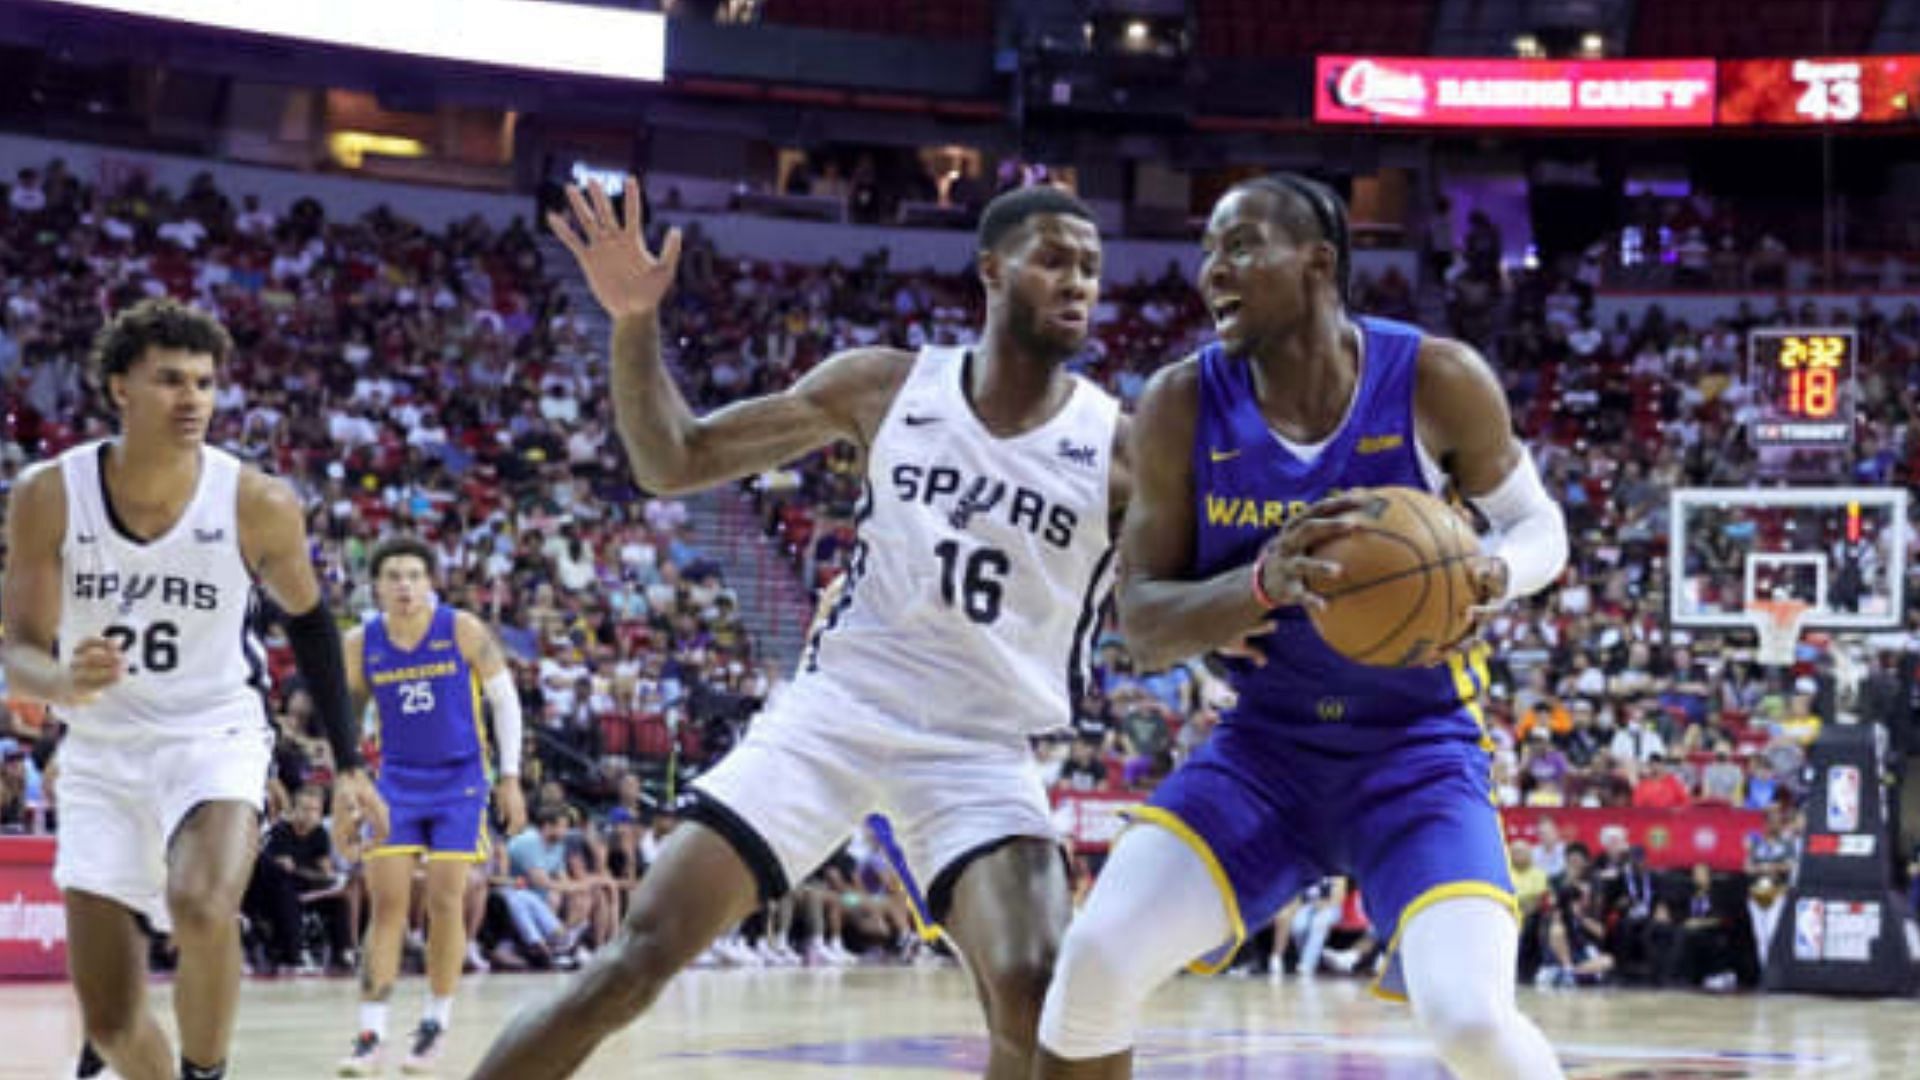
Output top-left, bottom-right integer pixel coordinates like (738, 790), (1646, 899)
(1792, 60), (1863, 122)
(1748, 328), (1856, 447)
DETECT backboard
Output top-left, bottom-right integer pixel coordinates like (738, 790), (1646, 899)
(1668, 487), (1908, 635)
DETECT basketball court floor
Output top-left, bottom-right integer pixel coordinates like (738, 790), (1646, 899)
(2, 965), (1914, 1078)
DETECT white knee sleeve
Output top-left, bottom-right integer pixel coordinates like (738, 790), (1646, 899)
(1037, 824), (1233, 1060)
(1401, 897), (1565, 1080)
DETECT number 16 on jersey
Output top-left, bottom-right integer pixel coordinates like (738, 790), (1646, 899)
(934, 540), (1009, 624)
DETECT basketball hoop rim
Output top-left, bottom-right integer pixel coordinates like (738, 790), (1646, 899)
(1747, 599), (1813, 668)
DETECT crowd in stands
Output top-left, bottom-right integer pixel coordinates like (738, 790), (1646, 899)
(4, 158), (1919, 990)
(0, 158), (863, 974)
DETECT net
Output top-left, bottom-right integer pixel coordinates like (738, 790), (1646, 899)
(1748, 599), (1812, 668)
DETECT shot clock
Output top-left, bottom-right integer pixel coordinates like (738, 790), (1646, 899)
(1747, 328), (1856, 446)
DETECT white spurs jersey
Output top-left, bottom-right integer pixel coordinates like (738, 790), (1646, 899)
(800, 345), (1120, 738)
(52, 440), (269, 739)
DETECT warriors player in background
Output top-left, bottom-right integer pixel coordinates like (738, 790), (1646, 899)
(1035, 177), (1567, 1079)
(337, 535), (526, 1076)
(470, 178), (1128, 1080)
(0, 299), (387, 1080)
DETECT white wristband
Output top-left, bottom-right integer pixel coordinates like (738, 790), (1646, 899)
(482, 669), (523, 778)
(1470, 452), (1568, 600)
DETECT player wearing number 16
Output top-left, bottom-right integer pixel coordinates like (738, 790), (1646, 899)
(0, 299), (388, 1080)
(469, 179), (1130, 1080)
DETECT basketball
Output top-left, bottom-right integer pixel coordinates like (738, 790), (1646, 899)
(1305, 486), (1480, 668)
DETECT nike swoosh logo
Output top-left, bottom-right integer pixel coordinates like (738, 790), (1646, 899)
(1209, 448), (1242, 463)
(903, 415), (941, 426)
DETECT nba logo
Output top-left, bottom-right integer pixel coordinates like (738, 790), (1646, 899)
(1794, 898), (1826, 961)
(1827, 766), (1861, 833)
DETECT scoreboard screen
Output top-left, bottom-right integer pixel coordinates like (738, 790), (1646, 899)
(1718, 57), (1920, 125)
(1747, 328), (1856, 446)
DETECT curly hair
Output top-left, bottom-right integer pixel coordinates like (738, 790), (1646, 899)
(89, 297), (233, 383)
(369, 534), (439, 582)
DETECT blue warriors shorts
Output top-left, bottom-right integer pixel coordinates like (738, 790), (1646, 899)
(1135, 720), (1516, 1000)
(372, 767), (491, 863)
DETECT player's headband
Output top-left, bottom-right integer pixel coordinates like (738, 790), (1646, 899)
(1270, 173), (1351, 306)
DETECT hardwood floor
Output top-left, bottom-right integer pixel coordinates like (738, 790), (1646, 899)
(1, 964), (1911, 1077)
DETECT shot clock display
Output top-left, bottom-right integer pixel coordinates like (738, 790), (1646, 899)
(1747, 328), (1856, 446)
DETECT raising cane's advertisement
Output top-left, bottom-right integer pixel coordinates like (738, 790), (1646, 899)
(1316, 56), (1718, 128)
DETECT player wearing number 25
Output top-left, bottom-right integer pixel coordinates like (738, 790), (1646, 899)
(1, 298), (386, 1080)
(337, 534), (526, 1075)
(468, 178), (1130, 1080)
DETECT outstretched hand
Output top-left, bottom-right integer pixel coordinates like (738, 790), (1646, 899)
(545, 176), (683, 320)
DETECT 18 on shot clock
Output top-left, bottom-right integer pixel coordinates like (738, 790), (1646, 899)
(1747, 328), (1856, 446)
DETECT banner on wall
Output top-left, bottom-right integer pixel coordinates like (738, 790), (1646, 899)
(1318, 54), (1920, 129)
(1315, 56), (1718, 128)
(1053, 796), (1768, 870)
(1503, 806), (1766, 872)
(0, 838), (66, 980)
(1052, 792), (1142, 852)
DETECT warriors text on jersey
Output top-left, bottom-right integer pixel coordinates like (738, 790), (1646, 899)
(53, 440), (268, 739)
(801, 345), (1121, 737)
(1190, 316), (1490, 750)
(364, 604), (489, 789)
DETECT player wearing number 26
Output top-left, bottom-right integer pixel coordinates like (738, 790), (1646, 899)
(1, 298), (386, 1080)
(468, 178), (1130, 1080)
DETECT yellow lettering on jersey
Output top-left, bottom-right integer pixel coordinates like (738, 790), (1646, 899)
(1357, 434), (1404, 454)
(1202, 495), (1351, 531)
(369, 660), (460, 686)
(1205, 496), (1241, 526)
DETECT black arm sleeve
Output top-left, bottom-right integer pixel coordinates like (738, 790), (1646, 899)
(282, 601), (363, 771)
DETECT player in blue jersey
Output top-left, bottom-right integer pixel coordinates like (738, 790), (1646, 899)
(1036, 176), (1569, 1079)
(337, 536), (526, 1076)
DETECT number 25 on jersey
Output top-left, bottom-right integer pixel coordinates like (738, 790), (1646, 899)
(398, 680), (437, 715)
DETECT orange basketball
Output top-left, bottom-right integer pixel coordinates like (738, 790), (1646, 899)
(1305, 486), (1480, 668)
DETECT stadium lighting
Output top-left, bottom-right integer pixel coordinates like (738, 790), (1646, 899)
(1581, 32), (1606, 58)
(1126, 20), (1151, 45)
(35, 0), (667, 82)
(327, 132), (426, 168)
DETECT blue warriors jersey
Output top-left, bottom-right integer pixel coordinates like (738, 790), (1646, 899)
(364, 605), (489, 788)
(1190, 316), (1491, 751)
